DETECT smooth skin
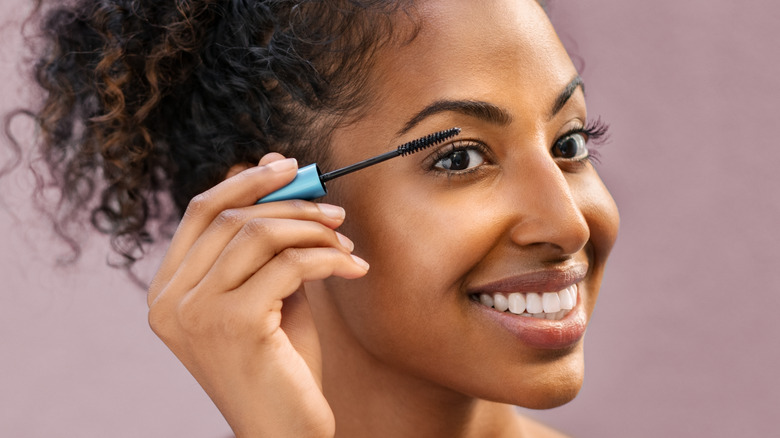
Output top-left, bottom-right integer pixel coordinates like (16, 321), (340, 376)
(148, 0), (619, 437)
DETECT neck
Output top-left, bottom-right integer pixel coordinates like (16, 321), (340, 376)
(306, 282), (523, 438)
(325, 366), (520, 438)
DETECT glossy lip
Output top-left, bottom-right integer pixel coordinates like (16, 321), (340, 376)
(467, 264), (589, 350)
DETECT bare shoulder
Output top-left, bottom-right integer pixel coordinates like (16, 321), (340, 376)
(517, 415), (571, 438)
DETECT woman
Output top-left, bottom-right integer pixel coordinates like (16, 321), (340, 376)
(21, 0), (619, 436)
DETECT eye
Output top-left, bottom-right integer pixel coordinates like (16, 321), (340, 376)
(433, 147), (486, 172)
(552, 132), (589, 161)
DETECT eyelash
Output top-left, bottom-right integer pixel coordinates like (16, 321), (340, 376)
(559, 117), (610, 165)
(427, 117), (611, 177)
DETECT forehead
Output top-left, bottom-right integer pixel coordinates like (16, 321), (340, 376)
(365, 0), (577, 130)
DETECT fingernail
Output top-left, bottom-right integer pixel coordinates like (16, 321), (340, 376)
(267, 158), (298, 172)
(351, 254), (370, 270)
(336, 232), (354, 252)
(318, 203), (346, 220)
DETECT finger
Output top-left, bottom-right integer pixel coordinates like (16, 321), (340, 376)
(150, 201), (346, 306)
(169, 248), (367, 345)
(174, 158), (299, 257)
(258, 152), (286, 166)
(196, 217), (355, 293)
(149, 158), (298, 297)
(236, 247), (368, 307)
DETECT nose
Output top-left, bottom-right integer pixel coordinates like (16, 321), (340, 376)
(507, 154), (590, 257)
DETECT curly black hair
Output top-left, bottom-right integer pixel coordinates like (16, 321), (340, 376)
(4, 0), (415, 270)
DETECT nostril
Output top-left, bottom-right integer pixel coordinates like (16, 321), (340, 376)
(510, 214), (589, 257)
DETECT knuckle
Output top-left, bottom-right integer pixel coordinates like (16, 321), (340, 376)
(242, 217), (273, 239)
(286, 198), (311, 212)
(214, 208), (245, 228)
(277, 247), (305, 266)
(184, 193), (210, 218)
(147, 302), (173, 340)
(148, 290), (206, 339)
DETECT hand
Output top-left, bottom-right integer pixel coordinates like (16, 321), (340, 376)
(147, 153), (368, 438)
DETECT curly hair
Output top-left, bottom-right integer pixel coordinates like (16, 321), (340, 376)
(5, 0), (415, 270)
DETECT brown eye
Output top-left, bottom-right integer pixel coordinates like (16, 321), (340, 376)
(553, 132), (589, 160)
(434, 148), (486, 171)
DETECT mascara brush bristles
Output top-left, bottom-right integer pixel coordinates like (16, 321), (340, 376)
(319, 127), (461, 182)
(398, 127), (461, 156)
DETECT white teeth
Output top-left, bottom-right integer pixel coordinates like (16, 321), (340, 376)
(542, 292), (561, 313)
(559, 286), (575, 310)
(525, 293), (543, 314)
(474, 285), (580, 321)
(479, 293), (494, 308)
(507, 293), (526, 314)
(493, 294), (509, 312)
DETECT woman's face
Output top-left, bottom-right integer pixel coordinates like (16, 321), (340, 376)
(310, 0), (619, 408)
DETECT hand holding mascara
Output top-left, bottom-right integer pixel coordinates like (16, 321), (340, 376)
(257, 127), (461, 204)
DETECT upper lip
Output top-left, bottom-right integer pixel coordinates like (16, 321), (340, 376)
(466, 263), (588, 295)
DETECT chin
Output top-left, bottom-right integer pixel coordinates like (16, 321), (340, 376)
(515, 380), (583, 410)
(470, 348), (586, 410)
(500, 372), (583, 410)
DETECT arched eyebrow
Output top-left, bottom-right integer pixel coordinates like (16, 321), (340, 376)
(398, 100), (512, 136)
(397, 75), (584, 136)
(549, 75), (584, 120)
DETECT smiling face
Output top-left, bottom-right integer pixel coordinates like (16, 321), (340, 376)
(307, 0), (619, 409)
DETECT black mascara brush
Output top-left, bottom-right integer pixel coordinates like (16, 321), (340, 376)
(257, 127), (461, 203)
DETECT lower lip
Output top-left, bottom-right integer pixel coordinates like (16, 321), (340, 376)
(471, 291), (587, 350)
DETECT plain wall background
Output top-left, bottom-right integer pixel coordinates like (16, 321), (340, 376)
(2, 1), (778, 437)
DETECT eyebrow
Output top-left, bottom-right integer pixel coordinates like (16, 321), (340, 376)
(549, 75), (584, 120)
(398, 100), (511, 136)
(397, 75), (584, 136)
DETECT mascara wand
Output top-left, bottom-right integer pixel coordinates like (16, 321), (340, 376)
(257, 127), (461, 204)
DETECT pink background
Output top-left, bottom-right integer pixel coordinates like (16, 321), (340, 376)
(2, 1), (778, 437)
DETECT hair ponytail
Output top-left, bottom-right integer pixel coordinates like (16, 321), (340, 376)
(6, 0), (412, 272)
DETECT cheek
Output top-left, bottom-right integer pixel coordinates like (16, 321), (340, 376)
(323, 183), (497, 358)
(333, 173), (501, 291)
(333, 189), (476, 304)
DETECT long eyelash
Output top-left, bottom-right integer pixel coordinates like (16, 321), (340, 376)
(582, 116), (610, 145)
(565, 116), (611, 165)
